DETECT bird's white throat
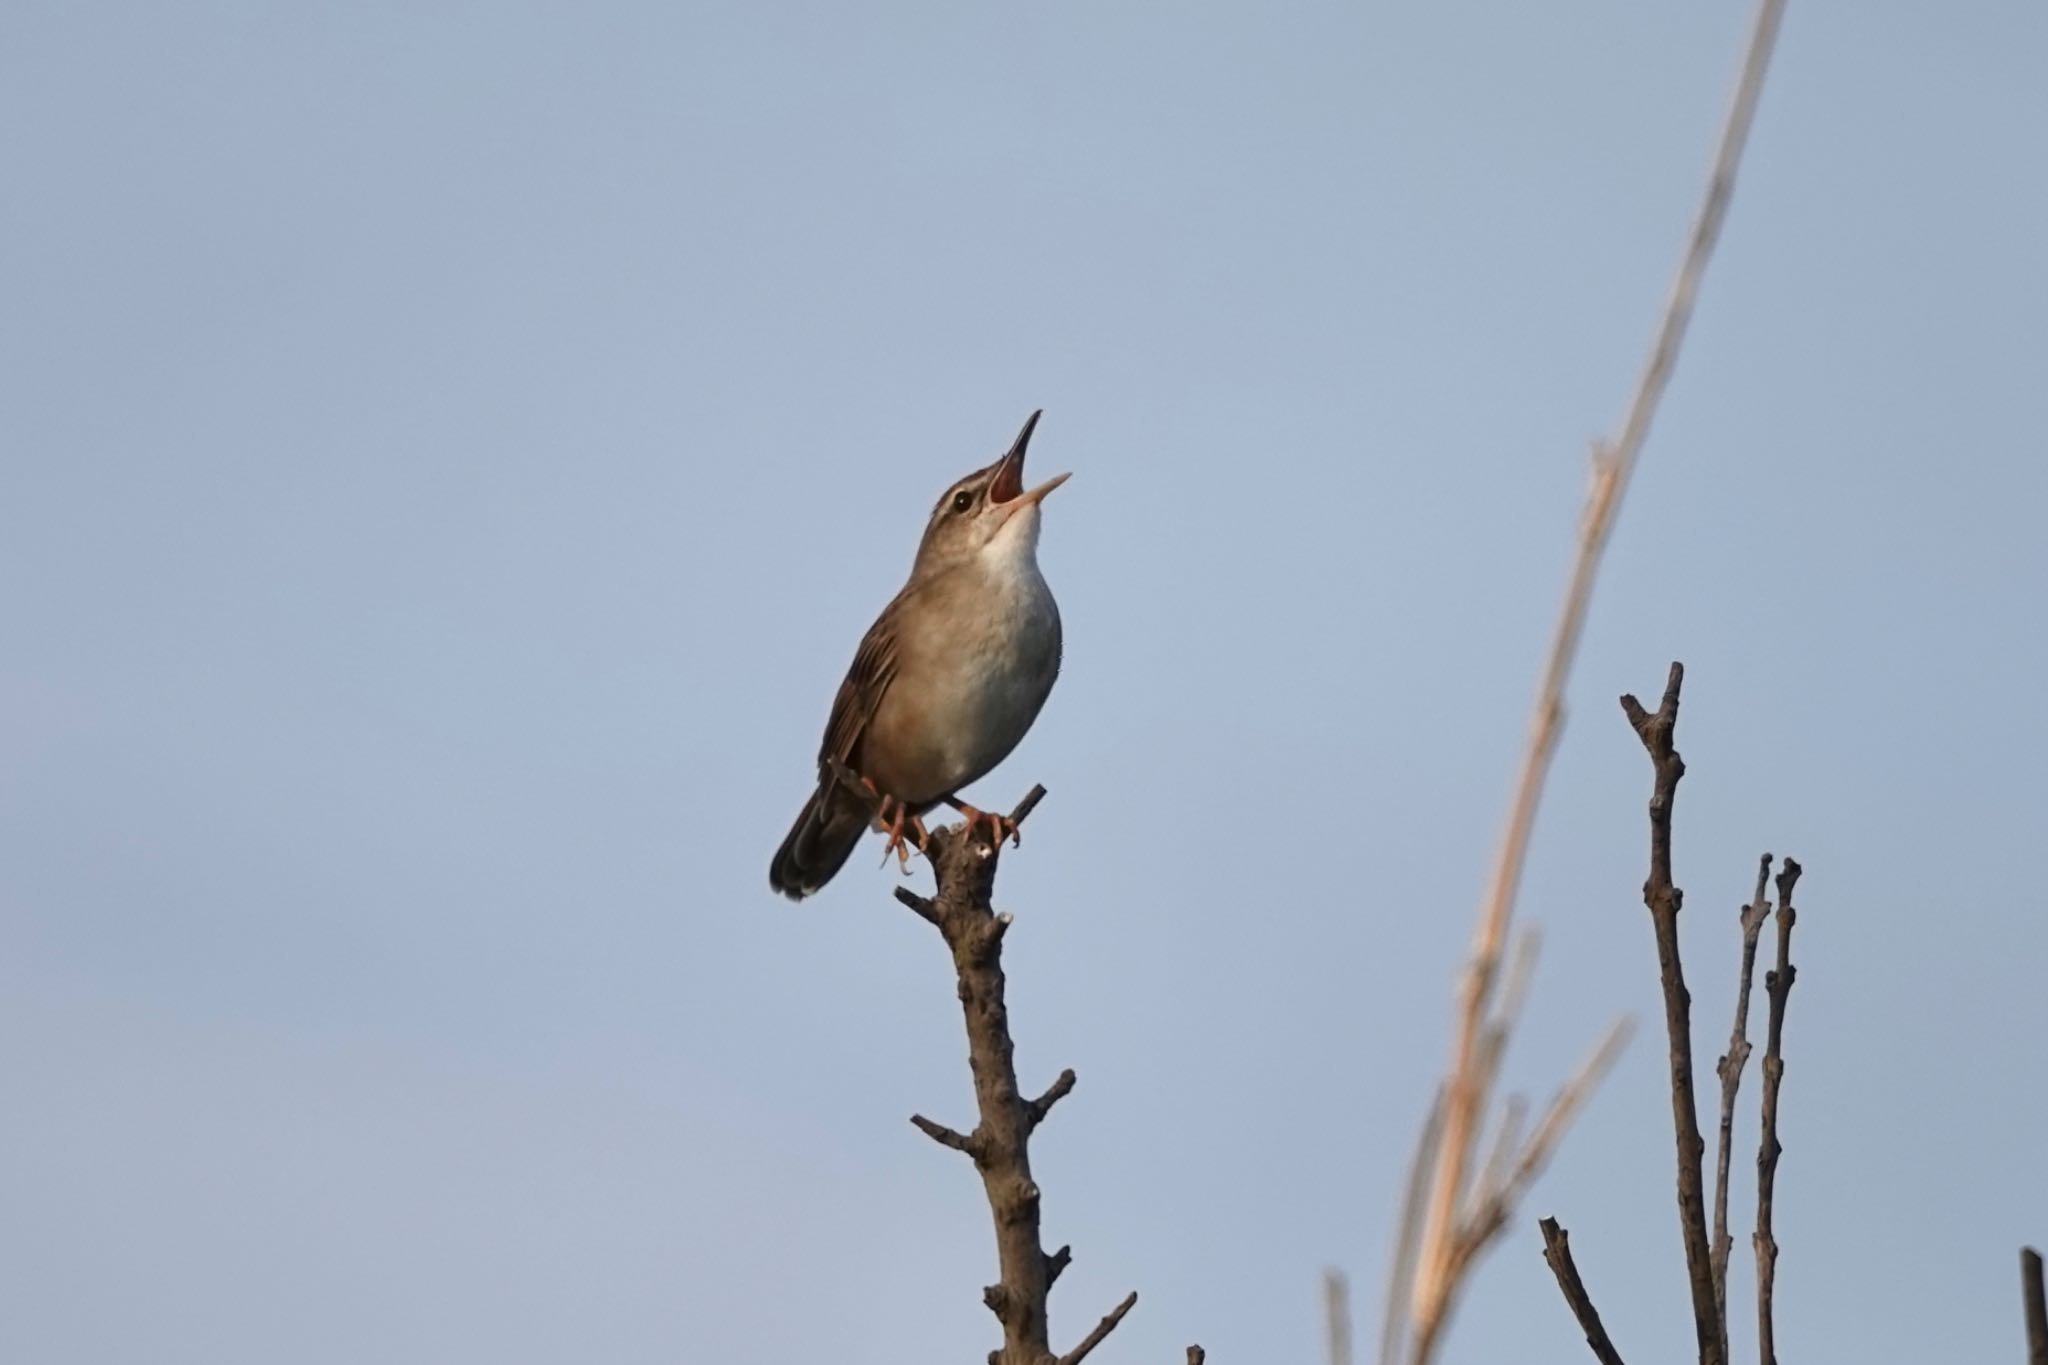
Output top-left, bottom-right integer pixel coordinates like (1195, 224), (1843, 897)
(980, 501), (1045, 578)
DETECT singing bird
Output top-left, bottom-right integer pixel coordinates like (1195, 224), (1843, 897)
(770, 411), (1068, 900)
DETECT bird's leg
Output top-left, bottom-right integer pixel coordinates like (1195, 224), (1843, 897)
(871, 790), (929, 872)
(944, 796), (1021, 848)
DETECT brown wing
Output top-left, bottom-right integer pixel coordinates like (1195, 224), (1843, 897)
(818, 588), (908, 772)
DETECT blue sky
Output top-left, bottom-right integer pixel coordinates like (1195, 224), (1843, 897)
(4, 3), (2045, 1362)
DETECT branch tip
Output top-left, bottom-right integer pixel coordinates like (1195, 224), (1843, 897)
(1622, 659), (1720, 1365)
(1027, 1069), (1078, 1129)
(1754, 851), (1802, 1365)
(1008, 783), (1049, 827)
(1539, 1218), (1627, 1365)
(909, 1113), (981, 1160)
(1058, 1290), (1138, 1365)
(894, 885), (940, 925)
(1710, 851), (1775, 1360)
(2022, 1247), (2047, 1365)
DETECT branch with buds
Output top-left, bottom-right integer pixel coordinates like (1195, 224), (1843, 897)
(894, 786), (1200, 1365)
(1537, 668), (1804, 1365)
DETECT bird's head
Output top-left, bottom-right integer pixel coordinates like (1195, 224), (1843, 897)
(910, 409), (1069, 577)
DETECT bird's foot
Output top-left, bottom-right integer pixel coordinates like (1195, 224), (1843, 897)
(873, 793), (929, 873)
(947, 798), (1021, 849)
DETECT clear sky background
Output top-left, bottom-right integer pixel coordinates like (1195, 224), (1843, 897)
(5, 3), (2045, 1362)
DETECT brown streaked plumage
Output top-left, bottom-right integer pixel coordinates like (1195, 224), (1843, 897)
(770, 411), (1068, 901)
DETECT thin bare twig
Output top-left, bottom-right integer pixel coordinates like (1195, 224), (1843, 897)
(1754, 857), (1801, 1365)
(1401, 1), (1788, 1353)
(1540, 1218), (1628, 1365)
(1710, 854), (1775, 1359)
(1620, 662), (1721, 1365)
(2022, 1247), (2048, 1365)
(909, 1113), (982, 1160)
(1058, 1291), (1138, 1365)
(1326, 1268), (1353, 1365)
(1027, 1069), (1078, 1129)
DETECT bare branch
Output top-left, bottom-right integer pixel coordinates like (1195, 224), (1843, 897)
(895, 885), (942, 927)
(1325, 1268), (1353, 1365)
(1009, 783), (1049, 828)
(1403, 0), (1790, 1350)
(1709, 853), (1773, 1359)
(1027, 1069), (1078, 1130)
(1620, 662), (1721, 1365)
(1753, 857), (1801, 1365)
(2022, 1247), (2048, 1365)
(1058, 1291), (1138, 1365)
(901, 791), (1167, 1364)
(909, 1113), (982, 1161)
(1540, 1218), (1628, 1365)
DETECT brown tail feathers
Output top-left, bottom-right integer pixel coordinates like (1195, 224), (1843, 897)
(768, 774), (873, 901)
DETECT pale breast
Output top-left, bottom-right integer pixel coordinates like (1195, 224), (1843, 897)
(866, 559), (1061, 804)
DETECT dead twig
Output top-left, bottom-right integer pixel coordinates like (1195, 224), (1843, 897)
(2022, 1247), (2048, 1365)
(1326, 1268), (1353, 1365)
(1620, 662), (1721, 1365)
(1753, 857), (1801, 1365)
(1710, 854), (1775, 1359)
(1027, 1069), (1078, 1130)
(1057, 1291), (1137, 1365)
(1392, 0), (1788, 1355)
(1539, 1218), (1628, 1365)
(904, 786), (1155, 1365)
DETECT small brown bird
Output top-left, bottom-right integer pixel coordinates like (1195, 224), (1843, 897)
(770, 411), (1068, 900)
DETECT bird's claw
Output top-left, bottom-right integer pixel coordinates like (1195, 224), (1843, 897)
(872, 791), (929, 873)
(951, 801), (1021, 849)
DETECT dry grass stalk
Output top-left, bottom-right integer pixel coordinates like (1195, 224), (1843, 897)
(1382, 2), (1789, 1359)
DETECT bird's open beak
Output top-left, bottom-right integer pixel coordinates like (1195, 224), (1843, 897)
(1015, 470), (1070, 506)
(988, 409), (1070, 507)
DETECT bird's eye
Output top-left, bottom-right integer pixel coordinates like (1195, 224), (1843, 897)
(951, 489), (974, 514)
